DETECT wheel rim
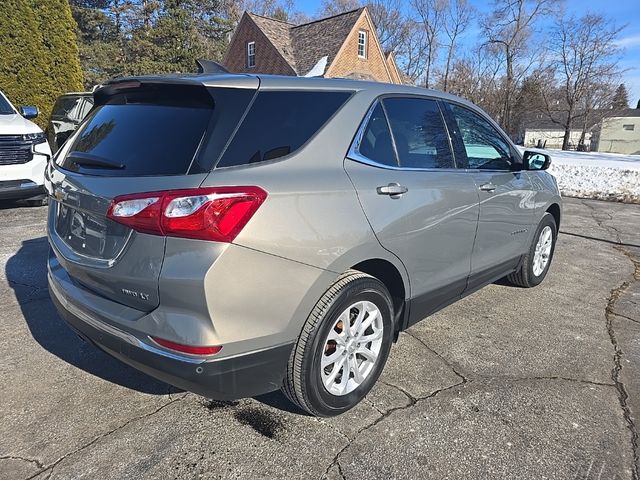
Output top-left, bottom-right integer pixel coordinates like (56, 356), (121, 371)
(320, 301), (384, 396)
(532, 225), (553, 277)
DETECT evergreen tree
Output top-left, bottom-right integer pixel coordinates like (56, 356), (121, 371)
(0, 0), (51, 127)
(30, 0), (84, 123)
(612, 83), (629, 109)
(70, 1), (123, 87)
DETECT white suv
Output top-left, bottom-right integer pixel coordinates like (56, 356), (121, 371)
(0, 90), (52, 204)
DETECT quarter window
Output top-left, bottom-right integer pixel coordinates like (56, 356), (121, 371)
(247, 41), (256, 68)
(358, 103), (397, 167)
(357, 31), (367, 58)
(382, 97), (454, 169)
(217, 90), (351, 168)
(446, 103), (515, 170)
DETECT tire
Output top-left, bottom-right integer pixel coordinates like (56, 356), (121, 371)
(507, 213), (557, 288)
(282, 270), (394, 417)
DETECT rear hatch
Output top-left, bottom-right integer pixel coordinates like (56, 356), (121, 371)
(47, 77), (257, 311)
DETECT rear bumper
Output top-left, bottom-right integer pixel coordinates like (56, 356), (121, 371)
(48, 267), (293, 400)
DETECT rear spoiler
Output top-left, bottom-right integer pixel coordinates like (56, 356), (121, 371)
(196, 59), (229, 74)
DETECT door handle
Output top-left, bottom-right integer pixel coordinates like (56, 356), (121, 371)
(377, 183), (408, 198)
(479, 183), (497, 192)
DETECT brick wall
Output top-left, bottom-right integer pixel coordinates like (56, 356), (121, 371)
(223, 16), (295, 76)
(385, 53), (402, 84)
(325, 13), (397, 84)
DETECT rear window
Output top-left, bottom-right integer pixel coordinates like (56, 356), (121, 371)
(216, 90), (351, 168)
(57, 85), (254, 176)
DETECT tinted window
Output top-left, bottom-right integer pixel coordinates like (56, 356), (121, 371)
(78, 98), (94, 120)
(52, 96), (84, 120)
(446, 103), (515, 170)
(358, 103), (397, 167)
(59, 103), (210, 176)
(58, 86), (254, 176)
(0, 94), (14, 115)
(217, 90), (351, 168)
(383, 97), (453, 169)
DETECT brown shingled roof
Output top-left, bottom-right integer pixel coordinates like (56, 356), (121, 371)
(290, 8), (364, 76)
(247, 13), (298, 72)
(245, 8), (365, 76)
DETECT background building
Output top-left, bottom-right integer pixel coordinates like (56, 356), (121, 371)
(223, 8), (402, 84)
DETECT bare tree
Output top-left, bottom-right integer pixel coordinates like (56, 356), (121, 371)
(441, 0), (473, 92)
(319, 0), (360, 16)
(397, 20), (430, 82)
(546, 14), (624, 150)
(412, 0), (447, 88)
(446, 45), (504, 117)
(366, 0), (411, 54)
(481, 0), (555, 135)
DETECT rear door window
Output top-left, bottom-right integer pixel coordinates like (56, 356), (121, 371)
(57, 85), (254, 176)
(382, 97), (454, 169)
(216, 90), (351, 168)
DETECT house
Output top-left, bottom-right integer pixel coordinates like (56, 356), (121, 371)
(519, 108), (640, 154)
(519, 113), (588, 150)
(591, 109), (640, 155)
(223, 8), (403, 84)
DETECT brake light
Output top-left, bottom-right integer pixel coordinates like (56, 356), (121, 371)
(151, 336), (222, 356)
(106, 186), (267, 242)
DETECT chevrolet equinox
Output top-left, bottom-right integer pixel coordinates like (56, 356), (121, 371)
(46, 74), (561, 417)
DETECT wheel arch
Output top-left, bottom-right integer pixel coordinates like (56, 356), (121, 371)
(350, 258), (408, 338)
(546, 203), (561, 229)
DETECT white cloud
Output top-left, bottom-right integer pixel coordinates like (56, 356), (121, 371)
(616, 34), (640, 49)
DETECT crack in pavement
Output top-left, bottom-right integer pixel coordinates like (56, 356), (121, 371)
(0, 455), (45, 470)
(403, 328), (613, 388)
(402, 330), (469, 383)
(583, 199), (640, 480)
(25, 394), (188, 480)
(320, 201), (637, 480)
(612, 311), (640, 325)
(321, 376), (468, 480)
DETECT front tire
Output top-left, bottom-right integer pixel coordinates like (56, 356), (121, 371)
(282, 270), (394, 417)
(507, 213), (557, 288)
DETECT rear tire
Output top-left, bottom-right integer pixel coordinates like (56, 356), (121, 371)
(282, 270), (394, 417)
(507, 213), (557, 288)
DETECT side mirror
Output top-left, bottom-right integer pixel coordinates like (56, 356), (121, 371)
(20, 106), (39, 119)
(522, 150), (551, 171)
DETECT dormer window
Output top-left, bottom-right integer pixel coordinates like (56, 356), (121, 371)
(357, 30), (367, 58)
(247, 41), (256, 68)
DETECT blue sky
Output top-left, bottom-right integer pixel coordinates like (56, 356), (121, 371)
(296, 0), (640, 106)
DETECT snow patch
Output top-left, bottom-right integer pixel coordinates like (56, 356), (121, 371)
(518, 147), (640, 204)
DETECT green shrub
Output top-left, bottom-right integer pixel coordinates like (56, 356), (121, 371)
(0, 0), (83, 128)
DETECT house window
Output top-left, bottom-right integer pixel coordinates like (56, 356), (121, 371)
(623, 124), (635, 131)
(247, 41), (255, 68)
(357, 31), (367, 58)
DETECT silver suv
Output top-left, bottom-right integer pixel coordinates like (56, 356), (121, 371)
(46, 74), (561, 417)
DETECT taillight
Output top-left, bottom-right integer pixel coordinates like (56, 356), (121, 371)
(151, 336), (222, 356)
(106, 186), (267, 242)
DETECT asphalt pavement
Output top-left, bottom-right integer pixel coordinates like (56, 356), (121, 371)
(0, 198), (638, 479)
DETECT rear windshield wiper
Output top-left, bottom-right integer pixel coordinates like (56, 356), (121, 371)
(67, 152), (125, 169)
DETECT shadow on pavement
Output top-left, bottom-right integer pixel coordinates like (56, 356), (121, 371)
(7, 236), (173, 395)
